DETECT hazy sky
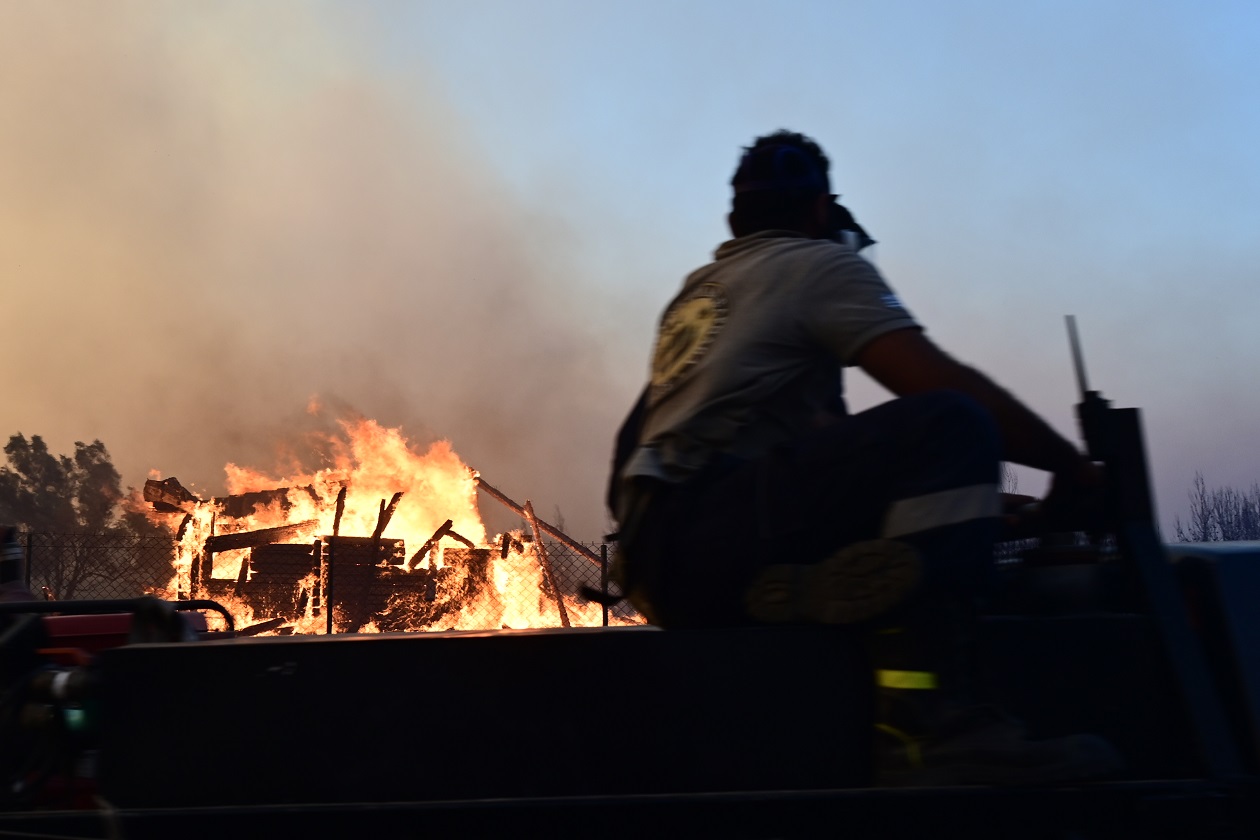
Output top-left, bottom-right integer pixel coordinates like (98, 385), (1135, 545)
(2, 1), (1257, 540)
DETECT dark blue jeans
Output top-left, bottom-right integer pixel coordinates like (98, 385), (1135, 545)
(629, 390), (1002, 628)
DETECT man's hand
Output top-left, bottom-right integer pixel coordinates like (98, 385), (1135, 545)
(998, 460), (1106, 539)
(1042, 457), (1107, 531)
(1000, 492), (1042, 539)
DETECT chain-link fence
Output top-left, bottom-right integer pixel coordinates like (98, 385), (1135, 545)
(18, 532), (175, 602)
(17, 530), (1072, 636)
(20, 528), (1084, 637)
(18, 530), (642, 635)
(237, 534), (642, 635)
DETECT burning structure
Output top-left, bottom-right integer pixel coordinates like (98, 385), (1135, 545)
(140, 417), (625, 634)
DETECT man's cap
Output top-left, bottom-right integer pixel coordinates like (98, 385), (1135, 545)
(731, 143), (830, 195)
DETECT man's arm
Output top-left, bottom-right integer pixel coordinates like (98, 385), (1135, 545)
(855, 328), (1084, 475)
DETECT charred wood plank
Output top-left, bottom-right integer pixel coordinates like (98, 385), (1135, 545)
(144, 477), (202, 513)
(175, 514), (193, 542)
(146, 476), (326, 520)
(202, 509), (217, 583)
(447, 529), (475, 548)
(500, 532), (524, 558)
(372, 492), (404, 540)
(408, 520), (452, 568)
(234, 552), (250, 595)
(191, 512), (217, 597)
(213, 487), (300, 520)
(371, 492), (405, 566)
(333, 485), (347, 537)
(236, 617), (287, 637)
(203, 521), (319, 554)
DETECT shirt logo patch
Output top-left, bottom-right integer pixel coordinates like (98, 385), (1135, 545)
(650, 283), (728, 399)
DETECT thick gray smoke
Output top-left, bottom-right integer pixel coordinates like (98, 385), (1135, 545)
(0, 3), (635, 539)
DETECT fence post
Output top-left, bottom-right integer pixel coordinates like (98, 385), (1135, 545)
(600, 543), (609, 627)
(325, 539), (335, 635)
(24, 533), (32, 589)
(523, 500), (570, 628)
(311, 539), (323, 618)
(327, 484), (346, 635)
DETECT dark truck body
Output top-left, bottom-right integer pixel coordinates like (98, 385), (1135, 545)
(92, 591), (1260, 839)
(2, 557), (1259, 840)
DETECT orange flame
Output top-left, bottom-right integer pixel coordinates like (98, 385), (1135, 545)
(146, 414), (638, 633)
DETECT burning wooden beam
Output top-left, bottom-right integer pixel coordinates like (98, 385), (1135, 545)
(143, 477), (201, 513)
(236, 617), (287, 637)
(372, 492), (404, 540)
(409, 519), (453, 568)
(500, 532), (523, 558)
(333, 485), (347, 536)
(192, 511), (216, 596)
(406, 518), (482, 569)
(234, 551), (250, 595)
(474, 477), (601, 566)
(524, 500), (570, 629)
(203, 521), (319, 554)
(371, 492), (405, 562)
(144, 476), (310, 519)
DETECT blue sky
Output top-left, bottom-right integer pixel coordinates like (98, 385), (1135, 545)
(2, 1), (1258, 538)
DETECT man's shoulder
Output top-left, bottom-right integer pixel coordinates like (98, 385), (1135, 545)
(690, 235), (886, 314)
(716, 230), (817, 258)
(768, 239), (882, 290)
(715, 232), (868, 272)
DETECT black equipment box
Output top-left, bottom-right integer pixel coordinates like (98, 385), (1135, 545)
(98, 625), (873, 807)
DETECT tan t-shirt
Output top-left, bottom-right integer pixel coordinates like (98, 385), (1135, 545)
(621, 230), (919, 495)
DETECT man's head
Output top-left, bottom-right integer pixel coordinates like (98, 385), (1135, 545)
(728, 130), (833, 238)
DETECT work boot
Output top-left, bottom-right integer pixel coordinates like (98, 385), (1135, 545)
(745, 539), (922, 625)
(875, 703), (1123, 787)
(869, 613), (1123, 787)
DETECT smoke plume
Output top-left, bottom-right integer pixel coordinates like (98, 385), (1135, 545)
(0, 2), (632, 539)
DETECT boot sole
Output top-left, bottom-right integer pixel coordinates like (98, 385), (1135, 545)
(745, 539), (922, 625)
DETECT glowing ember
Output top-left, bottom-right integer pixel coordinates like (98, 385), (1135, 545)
(143, 414), (638, 634)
